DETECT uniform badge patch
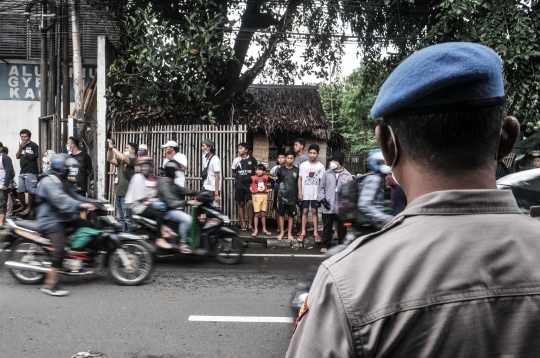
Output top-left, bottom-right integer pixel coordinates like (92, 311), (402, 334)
(292, 295), (309, 336)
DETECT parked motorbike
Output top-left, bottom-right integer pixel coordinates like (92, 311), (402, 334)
(132, 192), (244, 265)
(0, 201), (155, 286)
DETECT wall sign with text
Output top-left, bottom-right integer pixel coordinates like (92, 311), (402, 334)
(0, 63), (96, 101)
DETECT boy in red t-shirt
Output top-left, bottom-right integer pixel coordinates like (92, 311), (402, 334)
(250, 164), (272, 237)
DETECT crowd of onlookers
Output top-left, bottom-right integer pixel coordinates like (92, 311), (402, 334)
(1, 129), (409, 253)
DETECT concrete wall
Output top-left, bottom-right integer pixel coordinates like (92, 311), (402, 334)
(0, 100), (41, 174)
(96, 36), (118, 199)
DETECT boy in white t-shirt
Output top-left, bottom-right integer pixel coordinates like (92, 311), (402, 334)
(298, 144), (325, 242)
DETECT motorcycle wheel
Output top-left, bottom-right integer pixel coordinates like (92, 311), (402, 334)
(8, 239), (47, 285)
(108, 240), (155, 286)
(214, 235), (244, 265)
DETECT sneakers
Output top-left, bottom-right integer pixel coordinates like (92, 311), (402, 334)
(320, 247), (328, 253)
(41, 285), (69, 297)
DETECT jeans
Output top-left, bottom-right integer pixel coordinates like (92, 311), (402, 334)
(115, 195), (132, 232)
(164, 209), (192, 244)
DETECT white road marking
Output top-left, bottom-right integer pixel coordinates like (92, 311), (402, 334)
(189, 315), (295, 323)
(243, 253), (322, 258)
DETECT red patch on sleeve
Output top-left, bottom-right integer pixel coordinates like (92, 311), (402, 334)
(291, 295), (309, 337)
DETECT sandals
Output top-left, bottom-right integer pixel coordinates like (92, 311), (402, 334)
(314, 234), (322, 243)
(240, 226), (248, 231)
(156, 238), (173, 249)
(179, 244), (192, 254)
(263, 231), (272, 236)
(296, 234), (305, 242)
(251, 232), (258, 237)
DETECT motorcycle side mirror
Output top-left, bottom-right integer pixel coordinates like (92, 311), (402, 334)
(530, 206), (540, 218)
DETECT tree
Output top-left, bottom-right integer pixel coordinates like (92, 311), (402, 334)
(319, 60), (391, 154)
(93, 0), (540, 128)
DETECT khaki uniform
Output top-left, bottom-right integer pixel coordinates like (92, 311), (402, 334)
(287, 190), (540, 358)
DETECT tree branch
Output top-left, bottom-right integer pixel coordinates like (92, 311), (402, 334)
(231, 0), (300, 93)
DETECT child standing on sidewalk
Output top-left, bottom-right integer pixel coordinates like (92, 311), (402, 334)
(270, 152), (285, 211)
(276, 151), (300, 241)
(298, 144), (325, 243)
(250, 164), (272, 237)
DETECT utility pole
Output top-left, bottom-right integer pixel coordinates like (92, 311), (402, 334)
(71, 0), (84, 122)
(40, 2), (48, 118)
(56, 0), (63, 152)
(62, 0), (70, 145)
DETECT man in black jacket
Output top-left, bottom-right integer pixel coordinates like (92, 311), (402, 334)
(157, 161), (200, 254)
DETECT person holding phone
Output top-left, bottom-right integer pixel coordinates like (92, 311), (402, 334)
(106, 139), (138, 231)
(161, 140), (188, 187)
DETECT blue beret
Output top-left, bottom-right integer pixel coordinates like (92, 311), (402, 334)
(371, 42), (505, 118)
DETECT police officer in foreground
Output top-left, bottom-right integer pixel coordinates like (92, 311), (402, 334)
(287, 42), (540, 357)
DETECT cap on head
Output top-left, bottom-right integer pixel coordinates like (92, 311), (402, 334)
(202, 139), (215, 148)
(371, 42), (505, 118)
(161, 140), (178, 148)
(139, 144), (148, 151)
(330, 152), (345, 166)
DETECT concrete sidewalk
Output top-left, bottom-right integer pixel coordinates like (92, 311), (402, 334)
(236, 225), (338, 250)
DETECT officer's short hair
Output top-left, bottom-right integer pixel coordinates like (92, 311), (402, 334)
(384, 103), (505, 172)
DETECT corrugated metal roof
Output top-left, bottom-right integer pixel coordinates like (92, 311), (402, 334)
(515, 131), (540, 150)
(0, 0), (118, 61)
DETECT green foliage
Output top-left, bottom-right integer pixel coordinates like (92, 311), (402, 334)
(97, 0), (540, 129)
(319, 62), (388, 154)
(105, 1), (236, 122)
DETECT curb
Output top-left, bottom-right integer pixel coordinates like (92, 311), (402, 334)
(237, 231), (339, 249)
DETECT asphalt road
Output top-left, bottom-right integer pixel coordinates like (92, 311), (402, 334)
(0, 248), (322, 358)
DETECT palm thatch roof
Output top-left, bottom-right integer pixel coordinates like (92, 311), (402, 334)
(111, 84), (345, 147)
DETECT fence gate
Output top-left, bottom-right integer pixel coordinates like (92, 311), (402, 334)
(108, 124), (247, 224)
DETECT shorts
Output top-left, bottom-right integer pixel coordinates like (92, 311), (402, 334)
(252, 194), (268, 213)
(235, 186), (252, 203)
(18, 173), (38, 194)
(0, 189), (8, 214)
(278, 203), (296, 217)
(301, 200), (320, 209)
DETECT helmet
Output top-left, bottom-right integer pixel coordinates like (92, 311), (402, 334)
(50, 153), (72, 175)
(135, 156), (154, 166)
(135, 156), (155, 178)
(367, 149), (385, 172)
(164, 160), (180, 178)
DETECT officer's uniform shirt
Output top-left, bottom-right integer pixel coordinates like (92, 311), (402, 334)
(287, 190), (540, 357)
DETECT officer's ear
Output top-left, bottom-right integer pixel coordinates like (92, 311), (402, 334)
(496, 116), (519, 161)
(376, 124), (397, 167)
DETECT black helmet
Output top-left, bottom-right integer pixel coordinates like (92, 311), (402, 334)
(164, 160), (180, 178)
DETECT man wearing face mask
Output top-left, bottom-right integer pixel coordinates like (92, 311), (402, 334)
(138, 144), (148, 158)
(107, 139), (138, 231)
(356, 149), (395, 233)
(317, 152), (353, 253)
(288, 43), (540, 358)
(66, 137), (93, 199)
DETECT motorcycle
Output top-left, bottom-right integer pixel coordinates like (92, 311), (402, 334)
(132, 192), (245, 265)
(0, 201), (155, 286)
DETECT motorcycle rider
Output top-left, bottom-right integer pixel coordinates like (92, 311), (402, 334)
(36, 154), (95, 296)
(157, 160), (200, 254)
(357, 149), (395, 235)
(125, 156), (171, 249)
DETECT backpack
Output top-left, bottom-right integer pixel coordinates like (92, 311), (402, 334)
(338, 173), (373, 228)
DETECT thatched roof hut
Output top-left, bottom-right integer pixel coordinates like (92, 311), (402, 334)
(237, 84), (343, 146)
(111, 84), (345, 148)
